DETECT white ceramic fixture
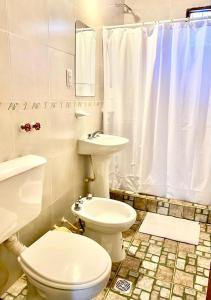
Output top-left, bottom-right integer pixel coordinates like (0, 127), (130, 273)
(18, 231), (111, 300)
(0, 155), (46, 244)
(72, 197), (136, 262)
(0, 155), (111, 300)
(78, 134), (129, 197)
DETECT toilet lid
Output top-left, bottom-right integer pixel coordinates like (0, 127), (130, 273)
(19, 231), (110, 286)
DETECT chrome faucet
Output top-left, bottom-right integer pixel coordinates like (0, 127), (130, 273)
(74, 196), (83, 210)
(86, 193), (92, 200)
(88, 130), (103, 139)
(92, 130), (103, 137)
(74, 201), (80, 210)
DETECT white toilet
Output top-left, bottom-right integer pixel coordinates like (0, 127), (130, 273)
(72, 197), (136, 262)
(0, 155), (111, 300)
(18, 231), (111, 300)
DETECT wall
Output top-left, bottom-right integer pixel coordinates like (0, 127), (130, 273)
(0, 0), (124, 293)
(125, 0), (211, 23)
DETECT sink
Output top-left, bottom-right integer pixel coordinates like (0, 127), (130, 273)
(78, 134), (129, 197)
(78, 134), (129, 155)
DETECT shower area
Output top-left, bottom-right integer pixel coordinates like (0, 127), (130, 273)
(103, 5), (211, 205)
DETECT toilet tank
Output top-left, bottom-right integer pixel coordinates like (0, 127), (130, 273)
(0, 155), (47, 244)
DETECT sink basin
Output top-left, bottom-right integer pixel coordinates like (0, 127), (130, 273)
(78, 134), (129, 155)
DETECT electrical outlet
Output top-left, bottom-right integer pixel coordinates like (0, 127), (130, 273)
(66, 68), (73, 88)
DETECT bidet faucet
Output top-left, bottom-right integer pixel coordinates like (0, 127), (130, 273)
(74, 201), (80, 211)
(86, 193), (92, 200)
(88, 130), (103, 139)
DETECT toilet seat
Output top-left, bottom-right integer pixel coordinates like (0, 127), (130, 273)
(18, 230), (111, 290)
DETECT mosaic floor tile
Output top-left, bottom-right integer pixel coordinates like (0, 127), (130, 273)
(1, 211), (211, 300)
(156, 266), (174, 283)
(174, 270), (194, 288)
(106, 291), (127, 300)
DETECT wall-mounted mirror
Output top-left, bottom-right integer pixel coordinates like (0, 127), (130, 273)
(75, 20), (96, 97)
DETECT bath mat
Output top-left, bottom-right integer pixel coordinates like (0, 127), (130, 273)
(139, 212), (200, 245)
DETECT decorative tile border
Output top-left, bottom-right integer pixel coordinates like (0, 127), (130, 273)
(0, 100), (103, 111)
(110, 189), (211, 224)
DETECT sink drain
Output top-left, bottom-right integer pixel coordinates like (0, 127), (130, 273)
(114, 278), (133, 295)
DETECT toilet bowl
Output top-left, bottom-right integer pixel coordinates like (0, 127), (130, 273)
(72, 197), (136, 262)
(18, 230), (111, 300)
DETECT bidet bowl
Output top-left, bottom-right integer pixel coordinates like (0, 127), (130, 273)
(72, 197), (137, 262)
(72, 197), (136, 234)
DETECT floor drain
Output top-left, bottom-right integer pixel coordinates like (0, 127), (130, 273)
(114, 278), (133, 295)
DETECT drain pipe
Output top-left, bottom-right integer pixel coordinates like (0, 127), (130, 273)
(61, 217), (84, 233)
(84, 155), (96, 183)
(4, 235), (26, 257)
(0, 264), (9, 293)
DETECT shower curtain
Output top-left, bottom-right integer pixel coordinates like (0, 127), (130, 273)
(103, 19), (211, 204)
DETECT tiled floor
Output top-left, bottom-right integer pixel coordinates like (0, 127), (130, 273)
(1, 211), (211, 300)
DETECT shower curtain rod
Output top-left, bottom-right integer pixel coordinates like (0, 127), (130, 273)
(103, 16), (211, 29)
(76, 28), (94, 32)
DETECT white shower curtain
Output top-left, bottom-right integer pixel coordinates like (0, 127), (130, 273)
(103, 19), (211, 204)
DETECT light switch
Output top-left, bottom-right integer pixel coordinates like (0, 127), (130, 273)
(66, 68), (73, 88)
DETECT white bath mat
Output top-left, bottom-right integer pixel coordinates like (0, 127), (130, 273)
(139, 212), (200, 245)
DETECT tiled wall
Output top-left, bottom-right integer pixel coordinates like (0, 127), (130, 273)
(110, 189), (211, 224)
(124, 0), (211, 23)
(0, 0), (124, 293)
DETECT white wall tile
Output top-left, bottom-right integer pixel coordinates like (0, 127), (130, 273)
(49, 48), (75, 100)
(125, 0), (211, 23)
(0, 110), (15, 162)
(0, 0), (8, 30)
(10, 35), (49, 102)
(7, 0), (48, 44)
(48, 0), (76, 55)
(0, 31), (11, 101)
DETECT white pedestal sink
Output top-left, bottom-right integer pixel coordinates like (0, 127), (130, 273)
(78, 134), (129, 197)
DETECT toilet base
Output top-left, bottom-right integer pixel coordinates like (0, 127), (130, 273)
(26, 280), (43, 300)
(25, 274), (110, 300)
(84, 228), (125, 262)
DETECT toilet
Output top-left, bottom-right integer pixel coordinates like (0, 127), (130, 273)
(18, 231), (111, 300)
(0, 155), (111, 300)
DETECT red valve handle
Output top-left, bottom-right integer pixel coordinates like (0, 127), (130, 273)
(21, 123), (32, 132)
(32, 122), (41, 130)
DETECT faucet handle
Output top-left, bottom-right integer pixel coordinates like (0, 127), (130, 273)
(74, 201), (80, 211)
(20, 123), (32, 132)
(32, 122), (41, 130)
(88, 133), (92, 139)
(78, 196), (83, 204)
(86, 193), (92, 200)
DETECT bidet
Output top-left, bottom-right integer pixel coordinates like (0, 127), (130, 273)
(71, 197), (136, 262)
